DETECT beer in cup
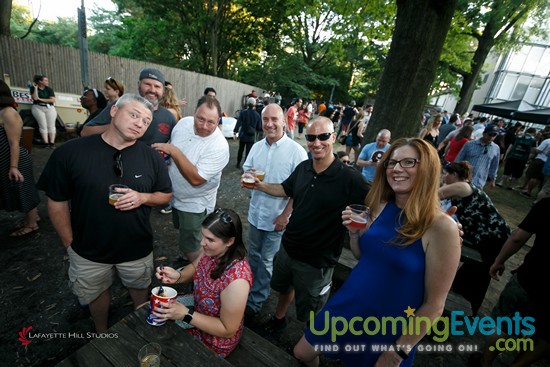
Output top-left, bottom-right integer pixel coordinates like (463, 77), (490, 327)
(108, 184), (129, 206)
(349, 204), (369, 230)
(241, 171), (256, 189)
(138, 342), (161, 367)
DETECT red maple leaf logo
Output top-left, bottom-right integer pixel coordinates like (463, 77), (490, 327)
(18, 326), (33, 346)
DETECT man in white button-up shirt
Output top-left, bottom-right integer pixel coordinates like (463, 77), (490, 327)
(243, 104), (308, 318)
(153, 96), (229, 262)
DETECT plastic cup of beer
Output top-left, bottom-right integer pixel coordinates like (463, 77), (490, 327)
(242, 171), (256, 189)
(108, 184), (129, 206)
(146, 286), (177, 326)
(138, 342), (161, 367)
(255, 170), (265, 181)
(349, 204), (369, 230)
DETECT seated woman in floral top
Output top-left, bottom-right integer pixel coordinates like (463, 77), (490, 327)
(153, 209), (253, 357)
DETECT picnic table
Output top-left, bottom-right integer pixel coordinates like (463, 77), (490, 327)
(55, 307), (231, 367)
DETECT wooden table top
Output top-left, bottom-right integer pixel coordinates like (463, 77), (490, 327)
(56, 307), (231, 367)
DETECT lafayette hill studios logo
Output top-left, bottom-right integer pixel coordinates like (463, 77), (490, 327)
(19, 326), (33, 346)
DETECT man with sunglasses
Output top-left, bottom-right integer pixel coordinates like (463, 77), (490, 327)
(455, 124), (500, 189)
(37, 94), (173, 333)
(77, 88), (107, 136)
(81, 67), (176, 145)
(252, 116), (369, 335)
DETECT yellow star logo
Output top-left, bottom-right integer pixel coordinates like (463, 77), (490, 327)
(404, 306), (416, 317)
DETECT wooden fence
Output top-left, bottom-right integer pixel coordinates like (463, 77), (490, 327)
(0, 35), (260, 116)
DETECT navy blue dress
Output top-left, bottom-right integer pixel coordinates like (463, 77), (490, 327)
(304, 201), (425, 366)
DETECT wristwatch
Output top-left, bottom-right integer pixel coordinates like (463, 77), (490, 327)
(182, 309), (194, 324)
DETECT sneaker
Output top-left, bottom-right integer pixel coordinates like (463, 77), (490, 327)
(160, 205), (172, 214)
(520, 191), (531, 198)
(258, 315), (287, 336)
(495, 182), (503, 188)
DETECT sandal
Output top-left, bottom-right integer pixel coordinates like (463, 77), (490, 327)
(14, 217), (41, 229)
(10, 225), (39, 237)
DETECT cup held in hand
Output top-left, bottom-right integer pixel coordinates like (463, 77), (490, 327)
(146, 286), (177, 326)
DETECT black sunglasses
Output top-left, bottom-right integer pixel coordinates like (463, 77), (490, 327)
(113, 151), (123, 177)
(305, 132), (333, 142)
(483, 145), (489, 154)
(214, 208), (232, 224)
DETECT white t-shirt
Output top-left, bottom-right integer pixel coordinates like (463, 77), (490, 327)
(169, 117), (230, 213)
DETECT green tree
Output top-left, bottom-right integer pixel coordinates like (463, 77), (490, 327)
(452, 0), (549, 114)
(10, 4), (78, 48)
(365, 0), (458, 141)
(106, 0), (284, 77)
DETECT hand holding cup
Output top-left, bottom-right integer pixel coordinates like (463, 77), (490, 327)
(342, 204), (370, 235)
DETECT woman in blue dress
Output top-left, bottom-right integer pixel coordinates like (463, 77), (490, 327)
(294, 138), (461, 366)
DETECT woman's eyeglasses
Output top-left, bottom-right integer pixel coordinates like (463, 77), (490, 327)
(214, 208), (232, 224)
(383, 158), (419, 169)
(113, 151), (123, 177)
(305, 132), (333, 142)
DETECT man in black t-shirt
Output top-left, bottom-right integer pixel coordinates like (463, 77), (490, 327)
(476, 198), (550, 366)
(252, 116), (369, 332)
(37, 94), (172, 333)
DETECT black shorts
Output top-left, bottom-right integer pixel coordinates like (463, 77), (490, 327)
(525, 159), (544, 180)
(503, 158), (527, 179)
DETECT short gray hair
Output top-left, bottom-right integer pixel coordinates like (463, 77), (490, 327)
(115, 93), (154, 113)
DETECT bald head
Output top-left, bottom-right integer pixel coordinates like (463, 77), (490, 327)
(262, 103), (285, 144)
(307, 116), (334, 134)
(376, 129), (391, 148)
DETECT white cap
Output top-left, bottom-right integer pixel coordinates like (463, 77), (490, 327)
(247, 97), (256, 105)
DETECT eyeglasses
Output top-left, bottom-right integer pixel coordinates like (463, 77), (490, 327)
(214, 208), (232, 224)
(383, 158), (419, 169)
(305, 132), (333, 142)
(106, 76), (117, 84)
(113, 151), (123, 177)
(342, 160), (351, 165)
(483, 145), (489, 154)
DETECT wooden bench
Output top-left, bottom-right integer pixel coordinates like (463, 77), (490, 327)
(226, 327), (300, 367)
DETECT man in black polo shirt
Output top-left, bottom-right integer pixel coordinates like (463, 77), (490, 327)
(253, 116), (369, 334)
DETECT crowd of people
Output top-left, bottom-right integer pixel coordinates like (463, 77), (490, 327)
(2, 70), (550, 366)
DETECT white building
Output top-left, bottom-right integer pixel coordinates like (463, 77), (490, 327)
(432, 42), (550, 113)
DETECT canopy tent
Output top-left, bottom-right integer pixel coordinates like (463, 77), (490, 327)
(512, 108), (550, 125)
(472, 100), (541, 119)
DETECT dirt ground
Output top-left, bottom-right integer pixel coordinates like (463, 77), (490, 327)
(1, 134), (548, 367)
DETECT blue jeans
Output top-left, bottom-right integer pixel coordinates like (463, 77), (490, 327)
(246, 224), (283, 312)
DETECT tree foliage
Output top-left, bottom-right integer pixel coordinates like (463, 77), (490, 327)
(10, 4), (78, 48)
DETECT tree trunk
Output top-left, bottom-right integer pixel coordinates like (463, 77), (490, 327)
(364, 0), (458, 142)
(0, 0), (12, 36)
(454, 26), (495, 115)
